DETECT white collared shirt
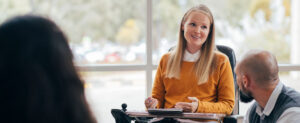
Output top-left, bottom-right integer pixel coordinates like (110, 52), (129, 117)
(244, 82), (300, 123)
(183, 50), (200, 62)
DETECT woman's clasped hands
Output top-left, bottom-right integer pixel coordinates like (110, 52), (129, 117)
(145, 97), (199, 113)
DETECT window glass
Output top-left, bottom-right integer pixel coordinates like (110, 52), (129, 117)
(0, 0), (146, 65)
(152, 0), (292, 64)
(279, 71), (300, 91)
(0, 0), (31, 22)
(82, 71), (146, 123)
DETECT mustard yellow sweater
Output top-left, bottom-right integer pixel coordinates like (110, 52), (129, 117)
(152, 52), (235, 115)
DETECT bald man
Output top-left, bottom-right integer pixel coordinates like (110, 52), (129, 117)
(235, 50), (300, 123)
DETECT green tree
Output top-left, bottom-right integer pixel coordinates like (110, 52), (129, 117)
(250, 0), (291, 21)
(116, 19), (140, 45)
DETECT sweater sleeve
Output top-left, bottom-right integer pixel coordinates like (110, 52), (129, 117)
(196, 57), (235, 114)
(151, 55), (166, 108)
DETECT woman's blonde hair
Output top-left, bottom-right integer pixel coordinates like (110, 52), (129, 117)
(166, 4), (217, 85)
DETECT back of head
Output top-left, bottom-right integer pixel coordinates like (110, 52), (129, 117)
(0, 15), (95, 123)
(238, 50), (279, 86)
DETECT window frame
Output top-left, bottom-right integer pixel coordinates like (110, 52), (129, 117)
(75, 0), (300, 114)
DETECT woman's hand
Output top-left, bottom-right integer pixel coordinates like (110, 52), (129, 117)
(175, 97), (199, 113)
(145, 97), (158, 109)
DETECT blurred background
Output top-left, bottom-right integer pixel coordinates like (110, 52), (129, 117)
(1, 0), (300, 122)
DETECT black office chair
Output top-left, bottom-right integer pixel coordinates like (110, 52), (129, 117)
(216, 45), (243, 123)
(216, 45), (239, 115)
(111, 45), (243, 123)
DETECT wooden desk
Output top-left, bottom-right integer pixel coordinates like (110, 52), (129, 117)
(126, 110), (226, 123)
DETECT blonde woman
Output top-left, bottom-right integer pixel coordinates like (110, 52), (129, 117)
(145, 4), (235, 114)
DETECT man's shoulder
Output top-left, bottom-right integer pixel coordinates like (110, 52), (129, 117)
(277, 107), (300, 123)
(281, 85), (300, 104)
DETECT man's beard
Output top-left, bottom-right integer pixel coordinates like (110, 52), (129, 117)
(239, 90), (254, 103)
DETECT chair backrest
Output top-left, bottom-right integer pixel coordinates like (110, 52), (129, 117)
(216, 45), (239, 115)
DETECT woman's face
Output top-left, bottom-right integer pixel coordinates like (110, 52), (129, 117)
(182, 11), (211, 53)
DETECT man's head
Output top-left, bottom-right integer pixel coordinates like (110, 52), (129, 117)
(235, 50), (279, 103)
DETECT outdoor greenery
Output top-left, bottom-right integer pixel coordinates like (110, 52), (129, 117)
(0, 0), (292, 63)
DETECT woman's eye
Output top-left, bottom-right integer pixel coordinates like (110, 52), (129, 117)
(201, 26), (207, 29)
(190, 23), (196, 26)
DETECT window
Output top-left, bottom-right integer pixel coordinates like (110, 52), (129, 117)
(152, 0), (298, 117)
(82, 71), (145, 122)
(1, 0), (300, 122)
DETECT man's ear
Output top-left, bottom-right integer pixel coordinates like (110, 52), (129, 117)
(242, 75), (250, 88)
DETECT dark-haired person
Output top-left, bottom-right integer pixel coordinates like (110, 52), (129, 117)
(235, 50), (300, 123)
(0, 15), (96, 123)
(144, 4), (235, 115)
